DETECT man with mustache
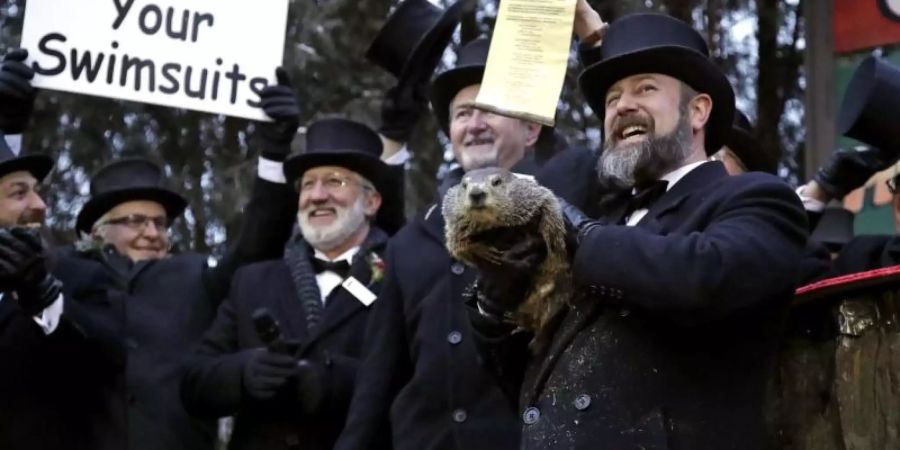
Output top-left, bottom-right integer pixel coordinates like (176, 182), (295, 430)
(181, 118), (396, 450)
(333, 36), (545, 450)
(469, 13), (808, 449)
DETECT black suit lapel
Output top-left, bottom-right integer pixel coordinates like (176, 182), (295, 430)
(300, 228), (390, 350)
(637, 161), (727, 230)
(274, 263), (311, 341)
(421, 203), (447, 246)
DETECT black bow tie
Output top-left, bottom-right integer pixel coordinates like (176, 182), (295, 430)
(312, 258), (351, 278)
(628, 180), (669, 212)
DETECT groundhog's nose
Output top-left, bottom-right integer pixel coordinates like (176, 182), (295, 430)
(469, 188), (487, 206)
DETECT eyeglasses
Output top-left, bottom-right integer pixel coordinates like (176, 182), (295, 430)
(101, 214), (169, 231)
(297, 173), (372, 194)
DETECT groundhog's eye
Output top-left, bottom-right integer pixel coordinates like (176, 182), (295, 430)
(461, 181), (468, 189)
(491, 177), (502, 187)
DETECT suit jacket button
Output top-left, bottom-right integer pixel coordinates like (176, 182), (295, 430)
(452, 408), (468, 423)
(574, 394), (592, 411)
(451, 263), (465, 275)
(523, 407), (540, 425)
(447, 330), (463, 345)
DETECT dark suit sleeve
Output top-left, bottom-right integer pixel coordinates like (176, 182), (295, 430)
(203, 174), (298, 303)
(334, 243), (410, 450)
(180, 273), (250, 418)
(574, 177), (807, 323)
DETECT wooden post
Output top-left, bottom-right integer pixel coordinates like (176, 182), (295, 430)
(803, 0), (835, 179)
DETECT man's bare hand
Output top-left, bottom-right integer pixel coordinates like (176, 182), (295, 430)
(574, 0), (607, 45)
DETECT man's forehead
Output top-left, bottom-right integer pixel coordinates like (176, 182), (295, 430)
(0, 170), (38, 187)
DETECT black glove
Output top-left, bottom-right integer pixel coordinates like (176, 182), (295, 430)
(378, 80), (428, 143)
(293, 359), (326, 414)
(257, 68), (300, 161)
(475, 232), (548, 316)
(242, 348), (297, 401)
(0, 49), (36, 134)
(813, 147), (898, 200)
(0, 228), (61, 316)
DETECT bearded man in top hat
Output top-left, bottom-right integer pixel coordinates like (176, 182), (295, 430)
(181, 118), (394, 450)
(465, 13), (808, 449)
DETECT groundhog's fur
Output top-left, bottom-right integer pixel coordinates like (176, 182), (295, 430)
(442, 167), (570, 332)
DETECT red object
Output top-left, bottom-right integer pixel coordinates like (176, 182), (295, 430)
(834, 0), (900, 54)
(794, 264), (900, 303)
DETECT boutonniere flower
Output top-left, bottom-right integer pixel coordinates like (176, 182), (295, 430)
(368, 253), (385, 285)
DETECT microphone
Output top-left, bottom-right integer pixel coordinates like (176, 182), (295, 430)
(252, 308), (295, 355)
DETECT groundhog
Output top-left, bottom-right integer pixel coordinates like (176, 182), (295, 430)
(442, 167), (570, 332)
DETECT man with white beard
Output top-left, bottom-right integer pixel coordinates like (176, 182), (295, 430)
(181, 118), (397, 450)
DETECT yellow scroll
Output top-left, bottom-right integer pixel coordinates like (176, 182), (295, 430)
(474, 0), (576, 126)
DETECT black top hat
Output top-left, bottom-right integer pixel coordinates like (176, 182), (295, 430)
(810, 206), (855, 252)
(0, 132), (52, 181)
(838, 56), (900, 153)
(283, 118), (403, 234)
(430, 37), (491, 134)
(367, 0), (470, 82)
(578, 13), (735, 154)
(725, 110), (780, 174)
(429, 37), (555, 144)
(76, 158), (187, 234)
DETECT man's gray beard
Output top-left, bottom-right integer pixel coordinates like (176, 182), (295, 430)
(597, 115), (694, 189)
(298, 196), (368, 252)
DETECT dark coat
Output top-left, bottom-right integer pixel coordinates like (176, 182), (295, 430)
(0, 251), (126, 450)
(334, 206), (521, 450)
(180, 229), (389, 450)
(477, 160), (808, 450)
(39, 175), (297, 450)
(832, 235), (900, 275)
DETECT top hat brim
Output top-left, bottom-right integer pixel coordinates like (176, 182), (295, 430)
(76, 187), (188, 235)
(367, 0), (469, 81)
(0, 154), (53, 182)
(726, 127), (779, 174)
(431, 65), (486, 135)
(283, 152), (403, 234)
(579, 46), (735, 154)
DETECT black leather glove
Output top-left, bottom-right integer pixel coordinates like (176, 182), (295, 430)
(257, 68), (300, 161)
(0, 49), (36, 134)
(557, 197), (604, 252)
(378, 80), (428, 143)
(475, 232), (548, 316)
(293, 359), (326, 414)
(0, 228), (61, 316)
(242, 348), (297, 401)
(813, 147), (898, 200)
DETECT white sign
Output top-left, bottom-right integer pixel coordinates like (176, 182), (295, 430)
(21, 0), (289, 121)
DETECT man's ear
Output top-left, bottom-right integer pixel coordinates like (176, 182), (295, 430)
(690, 93), (713, 133)
(524, 122), (542, 147)
(365, 191), (383, 218)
